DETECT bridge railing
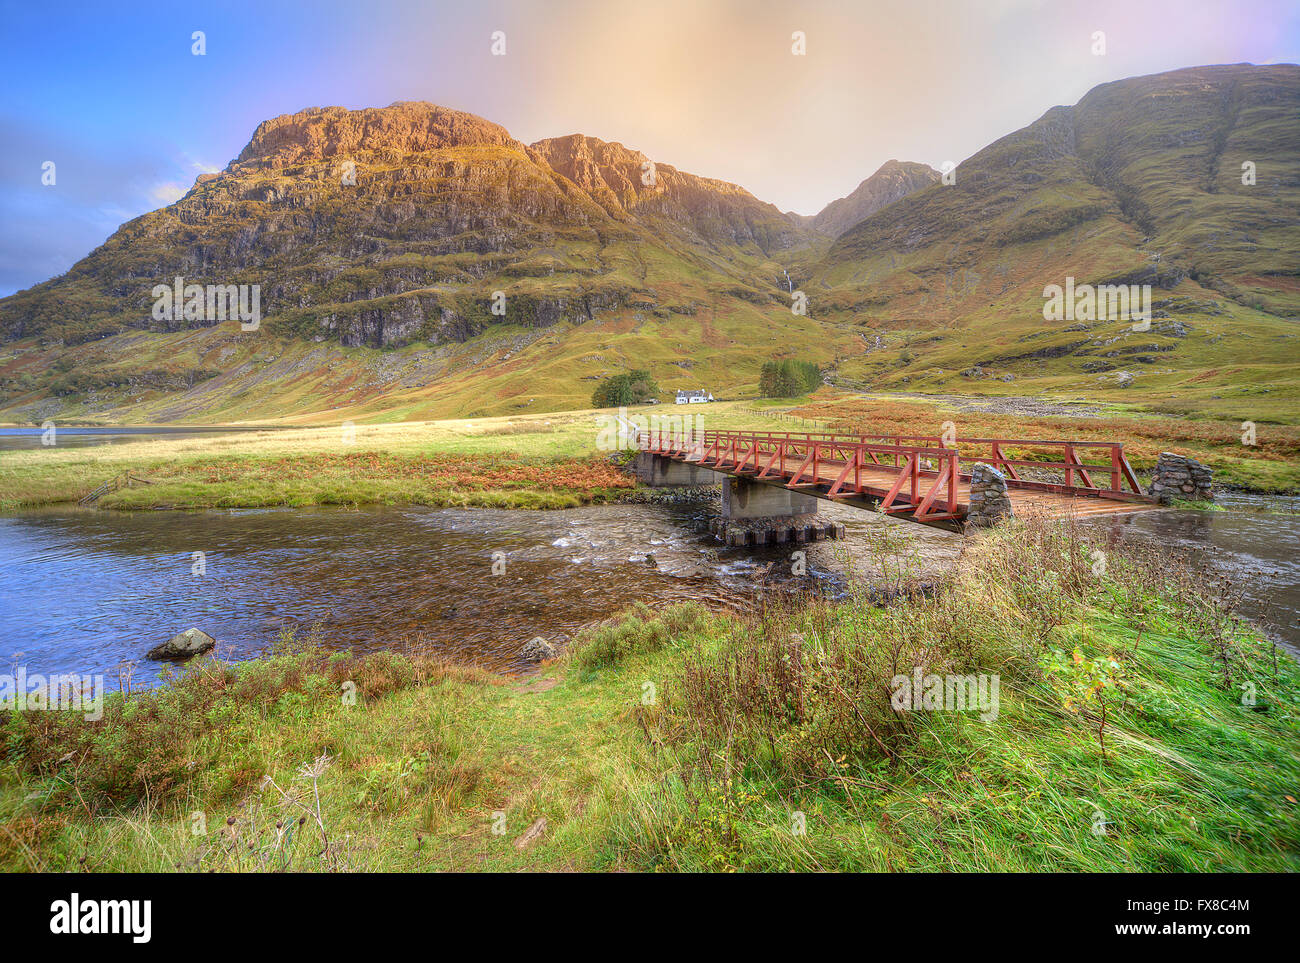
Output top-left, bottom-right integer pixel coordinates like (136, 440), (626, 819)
(642, 428), (1144, 500)
(644, 428), (964, 521)
(843, 432), (1143, 497)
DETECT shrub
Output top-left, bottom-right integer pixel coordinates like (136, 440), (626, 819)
(570, 602), (710, 669)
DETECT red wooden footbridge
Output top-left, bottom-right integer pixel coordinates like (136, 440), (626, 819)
(641, 427), (1157, 529)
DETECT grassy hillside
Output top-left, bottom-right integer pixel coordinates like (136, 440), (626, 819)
(816, 65), (1300, 409)
(0, 292), (856, 424)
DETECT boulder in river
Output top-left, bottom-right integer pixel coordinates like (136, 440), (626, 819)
(520, 636), (558, 662)
(147, 627), (216, 661)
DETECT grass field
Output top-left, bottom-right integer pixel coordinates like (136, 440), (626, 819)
(0, 410), (615, 511)
(0, 400), (846, 511)
(2, 393), (1295, 513)
(3, 516), (1295, 872)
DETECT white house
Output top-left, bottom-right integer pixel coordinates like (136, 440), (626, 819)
(675, 389), (714, 405)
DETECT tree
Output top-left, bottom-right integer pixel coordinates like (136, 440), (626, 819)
(759, 359), (821, 398)
(591, 369), (659, 408)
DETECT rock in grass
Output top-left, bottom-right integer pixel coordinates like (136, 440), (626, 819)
(514, 817), (547, 850)
(520, 636), (558, 662)
(147, 627), (216, 660)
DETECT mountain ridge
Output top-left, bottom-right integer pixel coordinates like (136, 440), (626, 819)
(1, 63), (1296, 424)
(802, 159), (940, 238)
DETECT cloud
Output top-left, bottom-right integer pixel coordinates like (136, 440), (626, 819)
(0, 114), (197, 295)
(150, 182), (186, 205)
(182, 154), (222, 175)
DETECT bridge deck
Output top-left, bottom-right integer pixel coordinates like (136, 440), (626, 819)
(746, 457), (1159, 521)
(646, 429), (1161, 529)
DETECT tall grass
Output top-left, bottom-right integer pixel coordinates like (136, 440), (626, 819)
(593, 514), (1300, 871)
(3, 515), (1295, 872)
(0, 630), (484, 812)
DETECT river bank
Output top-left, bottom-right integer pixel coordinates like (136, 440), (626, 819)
(0, 411), (629, 511)
(4, 488), (1297, 680)
(2, 398), (1296, 514)
(2, 516), (1296, 872)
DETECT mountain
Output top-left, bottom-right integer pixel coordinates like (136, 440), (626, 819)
(827, 64), (1300, 314)
(805, 160), (939, 238)
(0, 102), (841, 422)
(0, 63), (1296, 424)
(0, 103), (812, 350)
(529, 133), (802, 248)
(816, 63), (1300, 410)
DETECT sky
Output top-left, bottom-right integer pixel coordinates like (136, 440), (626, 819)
(1, 0), (1297, 297)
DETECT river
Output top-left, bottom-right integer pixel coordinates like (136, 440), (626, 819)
(0, 502), (866, 680)
(0, 491), (1296, 683)
(0, 426), (271, 451)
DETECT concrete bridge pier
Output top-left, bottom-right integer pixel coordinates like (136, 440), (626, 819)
(714, 476), (843, 547)
(722, 476), (818, 520)
(634, 453), (843, 547)
(634, 452), (724, 487)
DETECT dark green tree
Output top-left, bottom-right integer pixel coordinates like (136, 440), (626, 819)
(759, 360), (821, 398)
(592, 369), (659, 408)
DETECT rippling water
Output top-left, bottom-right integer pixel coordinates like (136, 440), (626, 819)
(0, 502), (937, 681)
(0, 426), (263, 451)
(1086, 492), (1300, 650)
(0, 494), (1294, 684)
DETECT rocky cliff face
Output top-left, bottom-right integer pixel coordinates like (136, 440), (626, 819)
(235, 103), (527, 166)
(0, 103), (812, 350)
(807, 159), (939, 238)
(531, 133), (805, 250)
